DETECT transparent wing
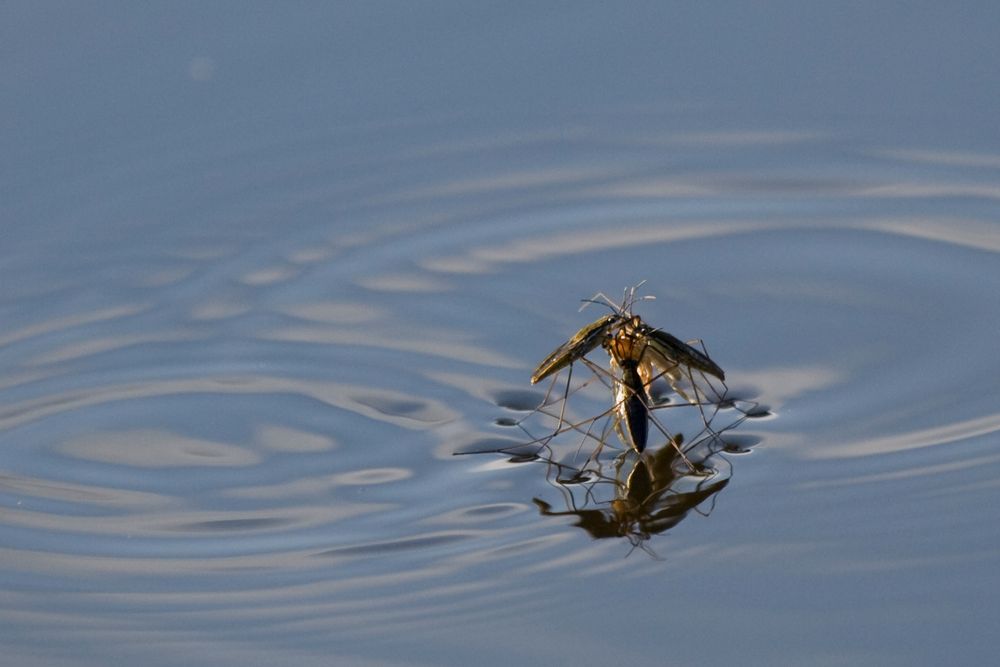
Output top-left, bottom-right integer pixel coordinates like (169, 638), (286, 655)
(638, 326), (726, 404)
(640, 326), (725, 381)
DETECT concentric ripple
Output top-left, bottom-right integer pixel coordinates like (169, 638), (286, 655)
(3, 113), (1000, 666)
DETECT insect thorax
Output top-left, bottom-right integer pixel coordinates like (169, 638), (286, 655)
(603, 315), (647, 363)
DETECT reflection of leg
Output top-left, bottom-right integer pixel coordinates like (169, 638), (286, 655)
(580, 415), (612, 466)
(613, 450), (631, 480)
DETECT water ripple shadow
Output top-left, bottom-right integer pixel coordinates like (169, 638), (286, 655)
(316, 532), (476, 557)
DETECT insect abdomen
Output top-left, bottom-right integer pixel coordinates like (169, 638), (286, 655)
(619, 359), (649, 452)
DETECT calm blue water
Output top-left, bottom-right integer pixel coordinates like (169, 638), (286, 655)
(3, 4), (1000, 666)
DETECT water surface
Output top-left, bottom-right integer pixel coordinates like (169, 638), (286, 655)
(3, 4), (1000, 666)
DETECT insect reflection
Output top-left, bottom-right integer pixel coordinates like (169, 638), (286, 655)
(458, 385), (758, 556)
(531, 431), (736, 556)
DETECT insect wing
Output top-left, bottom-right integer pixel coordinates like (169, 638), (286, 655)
(641, 326), (725, 382)
(530, 314), (619, 384)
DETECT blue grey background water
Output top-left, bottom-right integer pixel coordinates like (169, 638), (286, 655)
(3, 3), (1000, 665)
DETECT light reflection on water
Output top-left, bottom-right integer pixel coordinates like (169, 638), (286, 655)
(3, 114), (1000, 666)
